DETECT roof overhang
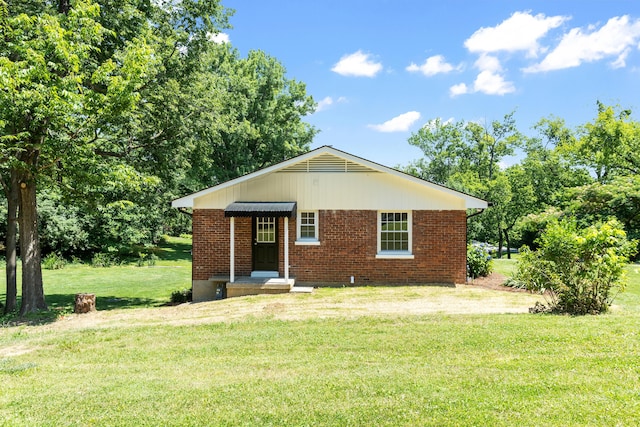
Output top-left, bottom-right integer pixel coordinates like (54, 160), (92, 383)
(224, 202), (297, 218)
(172, 146), (489, 209)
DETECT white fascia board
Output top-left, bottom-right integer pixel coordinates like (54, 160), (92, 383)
(171, 148), (334, 207)
(321, 147), (489, 209)
(171, 145), (488, 209)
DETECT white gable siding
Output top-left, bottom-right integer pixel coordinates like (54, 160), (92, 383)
(193, 171), (466, 210)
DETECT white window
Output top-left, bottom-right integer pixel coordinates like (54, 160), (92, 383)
(376, 211), (414, 259)
(296, 211), (320, 245)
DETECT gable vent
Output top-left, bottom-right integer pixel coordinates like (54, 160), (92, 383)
(279, 154), (378, 173)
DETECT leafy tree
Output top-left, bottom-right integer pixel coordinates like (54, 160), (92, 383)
(564, 175), (640, 244)
(515, 218), (637, 315)
(560, 102), (640, 183)
(0, 0), (230, 314)
(182, 44), (317, 191)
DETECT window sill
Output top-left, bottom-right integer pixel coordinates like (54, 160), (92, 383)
(376, 253), (414, 259)
(295, 240), (320, 246)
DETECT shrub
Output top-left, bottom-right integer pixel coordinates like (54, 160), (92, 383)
(42, 253), (66, 270)
(170, 288), (192, 304)
(137, 252), (158, 267)
(91, 252), (119, 268)
(515, 218), (637, 315)
(467, 245), (493, 278)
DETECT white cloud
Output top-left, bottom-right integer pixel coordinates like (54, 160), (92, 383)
(207, 32), (230, 44)
(524, 15), (640, 72)
(474, 54), (502, 72)
(611, 48), (631, 69)
(449, 83), (469, 97)
(465, 11), (568, 57)
(315, 96), (347, 112)
(368, 111), (421, 132)
(406, 55), (459, 76)
(473, 70), (515, 95)
(450, 53), (513, 97)
(332, 50), (383, 77)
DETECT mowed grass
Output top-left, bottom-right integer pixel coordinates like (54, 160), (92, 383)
(0, 237), (193, 315)
(1, 244), (640, 426)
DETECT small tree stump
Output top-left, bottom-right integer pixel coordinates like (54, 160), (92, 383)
(74, 293), (96, 314)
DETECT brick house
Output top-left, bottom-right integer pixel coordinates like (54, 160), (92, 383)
(172, 146), (487, 301)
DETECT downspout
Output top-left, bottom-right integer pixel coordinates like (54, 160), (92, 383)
(466, 202), (492, 220)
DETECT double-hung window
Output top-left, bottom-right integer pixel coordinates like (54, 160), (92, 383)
(377, 211), (413, 259)
(296, 211), (320, 245)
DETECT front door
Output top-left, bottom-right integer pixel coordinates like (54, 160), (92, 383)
(252, 217), (278, 271)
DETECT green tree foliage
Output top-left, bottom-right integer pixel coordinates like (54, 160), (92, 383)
(1, 1), (317, 314)
(515, 219), (637, 315)
(405, 112), (525, 255)
(560, 102), (640, 183)
(182, 44), (317, 191)
(564, 175), (640, 243)
(0, 0), (230, 314)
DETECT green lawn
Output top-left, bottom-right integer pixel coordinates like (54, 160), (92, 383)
(1, 237), (192, 315)
(1, 244), (640, 426)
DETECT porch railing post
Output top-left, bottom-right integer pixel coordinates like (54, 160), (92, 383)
(284, 216), (289, 281)
(230, 216), (235, 283)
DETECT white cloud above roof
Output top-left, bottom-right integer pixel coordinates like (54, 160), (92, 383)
(332, 50), (383, 77)
(449, 83), (469, 97)
(464, 11), (568, 57)
(524, 15), (640, 73)
(406, 55), (459, 76)
(316, 96), (347, 112)
(207, 32), (230, 44)
(473, 70), (515, 95)
(368, 111), (421, 132)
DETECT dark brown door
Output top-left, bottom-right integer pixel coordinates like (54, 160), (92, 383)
(252, 217), (278, 271)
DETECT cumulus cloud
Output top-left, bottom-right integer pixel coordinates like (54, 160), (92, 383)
(474, 54), (502, 73)
(473, 71), (515, 95)
(406, 55), (459, 76)
(450, 53), (514, 97)
(207, 32), (230, 44)
(368, 111), (421, 132)
(315, 96), (347, 112)
(331, 51), (383, 77)
(524, 15), (640, 72)
(449, 83), (469, 97)
(465, 11), (568, 57)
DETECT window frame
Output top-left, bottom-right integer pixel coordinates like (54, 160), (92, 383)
(376, 211), (414, 259)
(295, 210), (320, 245)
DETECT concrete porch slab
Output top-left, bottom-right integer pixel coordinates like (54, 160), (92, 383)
(220, 276), (296, 298)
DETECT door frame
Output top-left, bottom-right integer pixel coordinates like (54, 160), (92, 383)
(252, 216), (279, 272)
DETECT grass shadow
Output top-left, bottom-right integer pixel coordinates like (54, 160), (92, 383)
(1, 294), (163, 327)
(46, 293), (161, 311)
(153, 237), (192, 262)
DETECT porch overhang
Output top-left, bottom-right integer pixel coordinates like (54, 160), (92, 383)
(224, 201), (297, 218)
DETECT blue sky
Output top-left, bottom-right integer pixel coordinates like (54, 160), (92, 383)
(220, 0), (640, 168)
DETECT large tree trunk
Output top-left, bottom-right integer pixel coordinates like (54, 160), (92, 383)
(4, 169), (19, 314)
(497, 224), (504, 259)
(18, 172), (47, 315)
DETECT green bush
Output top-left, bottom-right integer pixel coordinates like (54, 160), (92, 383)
(42, 253), (66, 270)
(91, 252), (120, 268)
(467, 245), (493, 278)
(137, 252), (158, 267)
(515, 218), (637, 315)
(170, 288), (192, 304)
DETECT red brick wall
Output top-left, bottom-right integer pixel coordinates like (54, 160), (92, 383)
(192, 209), (467, 285)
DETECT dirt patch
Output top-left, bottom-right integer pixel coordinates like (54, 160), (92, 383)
(0, 344), (34, 358)
(466, 273), (528, 293)
(11, 283), (541, 334)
